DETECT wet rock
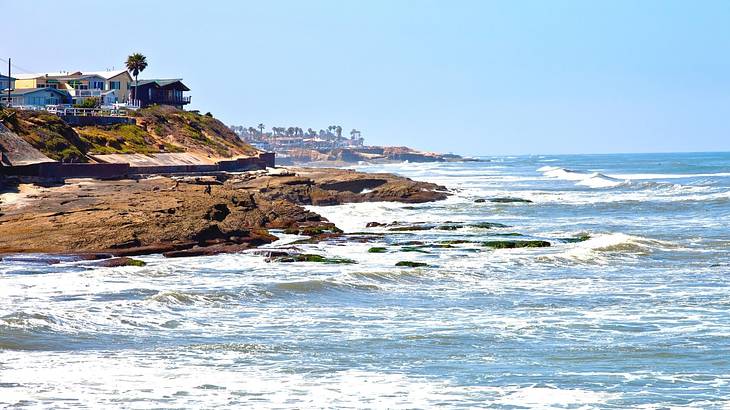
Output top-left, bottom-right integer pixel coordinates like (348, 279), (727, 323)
(436, 225), (461, 230)
(388, 225), (434, 232)
(269, 253), (356, 264)
(482, 240), (551, 249)
(560, 234), (591, 243)
(396, 241), (426, 246)
(474, 198), (487, 203)
(163, 244), (251, 258)
(470, 222), (511, 229)
(400, 246), (430, 253)
(75, 253), (114, 260)
(489, 197), (532, 203)
(395, 261), (429, 268)
(205, 204), (230, 222)
(366, 222), (385, 228)
(95, 257), (146, 267)
(284, 225), (343, 236)
(368, 247), (387, 253)
(109, 238), (142, 249)
(439, 240), (477, 245)
(0, 256), (62, 265)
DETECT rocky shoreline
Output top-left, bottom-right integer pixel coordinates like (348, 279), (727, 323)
(0, 167), (448, 259)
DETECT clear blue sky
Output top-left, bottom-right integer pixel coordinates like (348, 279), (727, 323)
(4, 0), (729, 154)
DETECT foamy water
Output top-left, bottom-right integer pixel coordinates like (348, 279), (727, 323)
(2, 152), (730, 408)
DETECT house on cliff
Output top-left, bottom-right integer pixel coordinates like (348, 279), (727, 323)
(0, 88), (70, 107)
(83, 70), (133, 103)
(131, 79), (191, 109)
(12, 70), (133, 106)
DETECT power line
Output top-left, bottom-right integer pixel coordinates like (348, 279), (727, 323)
(0, 58), (36, 74)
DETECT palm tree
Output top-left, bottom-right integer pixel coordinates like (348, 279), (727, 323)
(257, 123), (265, 136)
(125, 53), (148, 104)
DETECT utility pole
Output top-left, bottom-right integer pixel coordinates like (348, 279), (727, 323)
(7, 58), (11, 107)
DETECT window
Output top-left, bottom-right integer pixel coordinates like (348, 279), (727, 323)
(110, 81), (121, 90)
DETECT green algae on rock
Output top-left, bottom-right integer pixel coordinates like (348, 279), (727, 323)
(470, 222), (511, 229)
(271, 253), (356, 264)
(481, 240), (551, 249)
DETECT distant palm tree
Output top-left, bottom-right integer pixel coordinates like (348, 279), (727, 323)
(125, 53), (148, 104)
(258, 123), (265, 136)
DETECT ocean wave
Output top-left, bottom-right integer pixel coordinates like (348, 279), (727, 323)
(273, 278), (380, 294)
(539, 166), (628, 188)
(575, 172), (625, 188)
(146, 290), (238, 306)
(0, 312), (59, 330)
(539, 165), (730, 192)
(547, 233), (675, 264)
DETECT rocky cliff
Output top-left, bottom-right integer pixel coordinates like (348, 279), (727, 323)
(0, 106), (259, 163)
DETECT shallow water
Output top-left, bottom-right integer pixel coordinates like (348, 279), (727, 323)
(2, 152), (730, 408)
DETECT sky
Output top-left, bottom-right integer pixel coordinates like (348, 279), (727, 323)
(3, 0), (730, 155)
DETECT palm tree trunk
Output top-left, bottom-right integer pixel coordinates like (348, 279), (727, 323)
(134, 74), (138, 106)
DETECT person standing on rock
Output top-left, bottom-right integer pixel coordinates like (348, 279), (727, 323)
(204, 183), (212, 195)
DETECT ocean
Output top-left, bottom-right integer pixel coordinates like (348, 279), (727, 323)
(1, 152), (729, 408)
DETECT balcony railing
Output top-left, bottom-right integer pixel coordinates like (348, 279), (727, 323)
(69, 89), (103, 97)
(151, 95), (191, 105)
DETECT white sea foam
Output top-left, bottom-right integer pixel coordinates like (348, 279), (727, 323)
(495, 386), (620, 407)
(575, 172), (625, 188)
(540, 166), (629, 189)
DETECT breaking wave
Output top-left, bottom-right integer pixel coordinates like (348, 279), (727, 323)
(540, 233), (676, 264)
(539, 166), (626, 188)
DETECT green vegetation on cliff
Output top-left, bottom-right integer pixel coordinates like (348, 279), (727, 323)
(0, 105), (258, 162)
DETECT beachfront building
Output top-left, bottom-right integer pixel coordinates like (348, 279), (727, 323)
(84, 70), (133, 103)
(13, 72), (73, 89)
(0, 75), (15, 91)
(0, 88), (70, 107)
(13, 71), (129, 106)
(131, 79), (191, 109)
(57, 73), (108, 105)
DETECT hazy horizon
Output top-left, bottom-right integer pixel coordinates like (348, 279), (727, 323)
(4, 0), (729, 155)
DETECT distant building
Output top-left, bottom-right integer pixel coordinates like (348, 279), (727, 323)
(131, 79), (191, 109)
(0, 88), (70, 106)
(0, 74), (15, 91)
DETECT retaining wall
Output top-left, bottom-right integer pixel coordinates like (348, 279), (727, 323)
(60, 116), (136, 127)
(1, 152), (275, 178)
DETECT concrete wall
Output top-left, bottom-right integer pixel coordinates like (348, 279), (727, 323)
(1, 162), (130, 178)
(2, 153), (275, 178)
(60, 116), (135, 126)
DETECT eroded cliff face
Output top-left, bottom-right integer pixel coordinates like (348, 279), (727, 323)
(0, 168), (448, 257)
(0, 106), (258, 163)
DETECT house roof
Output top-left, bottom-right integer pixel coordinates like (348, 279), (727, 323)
(0, 74), (16, 80)
(54, 74), (106, 81)
(6, 88), (70, 97)
(14, 72), (81, 80)
(83, 69), (132, 80)
(134, 79), (190, 91)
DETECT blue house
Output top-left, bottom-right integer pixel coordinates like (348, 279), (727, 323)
(0, 88), (70, 107)
(0, 74), (15, 91)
